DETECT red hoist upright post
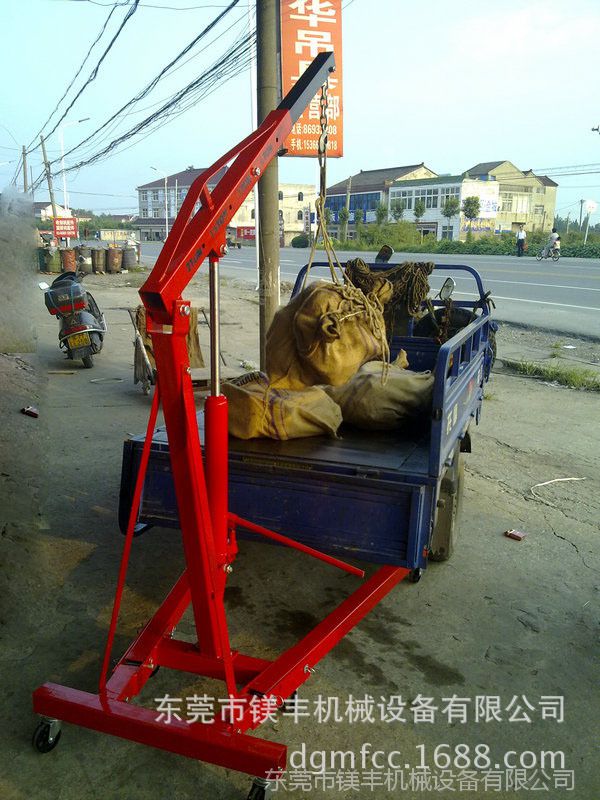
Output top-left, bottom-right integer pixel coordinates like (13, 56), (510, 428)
(32, 53), (410, 799)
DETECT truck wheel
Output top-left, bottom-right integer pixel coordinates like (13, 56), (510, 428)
(429, 449), (464, 562)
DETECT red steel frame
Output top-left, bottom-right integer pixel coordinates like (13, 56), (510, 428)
(32, 52), (409, 780)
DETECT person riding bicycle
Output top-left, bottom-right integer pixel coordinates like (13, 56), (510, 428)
(543, 228), (559, 258)
(553, 235), (561, 254)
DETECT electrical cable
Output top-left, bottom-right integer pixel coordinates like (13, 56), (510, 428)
(46, 0), (241, 170)
(66, 10), (247, 164)
(32, 0), (140, 153)
(31, 27), (254, 189)
(27, 1), (125, 150)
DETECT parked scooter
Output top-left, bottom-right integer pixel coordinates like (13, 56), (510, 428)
(39, 272), (107, 368)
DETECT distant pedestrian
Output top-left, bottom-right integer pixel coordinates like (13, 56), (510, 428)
(516, 224), (526, 257)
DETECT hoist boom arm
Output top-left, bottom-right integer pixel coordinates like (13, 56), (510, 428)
(140, 51), (335, 323)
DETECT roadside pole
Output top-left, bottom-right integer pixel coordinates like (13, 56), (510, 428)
(40, 136), (58, 221)
(342, 174), (351, 240)
(256, 0), (280, 370)
(22, 146), (28, 194)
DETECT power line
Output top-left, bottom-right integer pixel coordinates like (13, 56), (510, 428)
(63, 10), (247, 165)
(53, 1), (233, 8)
(30, 22), (253, 192)
(46, 0), (241, 169)
(27, 1), (125, 150)
(29, 0), (140, 154)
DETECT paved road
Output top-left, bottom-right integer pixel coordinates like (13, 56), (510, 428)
(141, 244), (600, 339)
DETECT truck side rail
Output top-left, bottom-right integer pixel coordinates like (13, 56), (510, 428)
(429, 313), (490, 478)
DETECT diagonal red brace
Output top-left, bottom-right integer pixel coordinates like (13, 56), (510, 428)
(229, 513), (365, 578)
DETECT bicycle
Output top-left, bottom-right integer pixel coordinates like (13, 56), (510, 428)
(536, 247), (560, 262)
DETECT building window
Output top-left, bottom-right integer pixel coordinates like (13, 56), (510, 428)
(297, 191), (304, 201)
(152, 190), (159, 202)
(501, 193), (513, 212)
(140, 191), (148, 202)
(348, 192), (380, 213)
(325, 194), (345, 212)
(441, 225), (453, 240)
(297, 210), (304, 220)
(440, 186), (460, 202)
(415, 188), (438, 209)
(389, 189), (413, 210)
(152, 208), (160, 218)
(534, 205), (545, 215)
(536, 186), (545, 194)
(278, 191), (283, 201)
(251, 209), (255, 219)
(141, 208), (148, 218)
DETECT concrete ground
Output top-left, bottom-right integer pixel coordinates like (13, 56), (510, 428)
(0, 269), (598, 800)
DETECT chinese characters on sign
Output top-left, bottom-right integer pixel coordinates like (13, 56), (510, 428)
(53, 217), (78, 238)
(280, 0), (343, 158)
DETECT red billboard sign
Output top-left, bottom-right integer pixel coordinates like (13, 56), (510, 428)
(53, 217), (78, 238)
(236, 226), (256, 241)
(280, 0), (343, 158)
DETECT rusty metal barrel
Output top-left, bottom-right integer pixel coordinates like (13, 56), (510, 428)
(75, 245), (93, 274)
(122, 246), (137, 269)
(44, 249), (62, 273)
(60, 248), (77, 273)
(91, 248), (106, 274)
(106, 247), (123, 273)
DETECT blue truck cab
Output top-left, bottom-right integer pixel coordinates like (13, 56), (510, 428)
(119, 262), (495, 576)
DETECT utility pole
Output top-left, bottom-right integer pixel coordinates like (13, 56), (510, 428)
(342, 174), (352, 241)
(565, 213), (570, 235)
(256, 0), (280, 371)
(40, 136), (58, 221)
(22, 145), (28, 193)
(579, 198), (584, 229)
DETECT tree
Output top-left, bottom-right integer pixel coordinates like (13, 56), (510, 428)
(461, 196), (480, 233)
(390, 199), (406, 222)
(413, 199), (426, 241)
(441, 197), (460, 238)
(323, 206), (332, 226)
(338, 205), (350, 241)
(375, 202), (388, 226)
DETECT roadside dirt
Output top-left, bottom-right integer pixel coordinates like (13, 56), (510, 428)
(0, 271), (598, 800)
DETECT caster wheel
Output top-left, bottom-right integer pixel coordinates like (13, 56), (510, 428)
(408, 568), (423, 584)
(32, 720), (62, 753)
(247, 778), (272, 799)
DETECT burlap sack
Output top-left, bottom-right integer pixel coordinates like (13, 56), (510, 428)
(135, 305), (204, 369)
(265, 280), (392, 390)
(327, 362), (434, 431)
(222, 372), (342, 440)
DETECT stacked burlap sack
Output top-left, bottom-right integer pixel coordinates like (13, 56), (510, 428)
(222, 278), (434, 440)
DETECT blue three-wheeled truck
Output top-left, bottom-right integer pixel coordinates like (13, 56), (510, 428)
(119, 261), (495, 577)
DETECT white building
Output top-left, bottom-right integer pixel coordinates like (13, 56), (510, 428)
(388, 175), (500, 241)
(136, 167), (316, 245)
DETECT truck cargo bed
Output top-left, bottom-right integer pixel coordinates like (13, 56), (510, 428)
(120, 416), (434, 568)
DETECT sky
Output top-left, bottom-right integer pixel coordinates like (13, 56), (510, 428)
(2, 0), (600, 223)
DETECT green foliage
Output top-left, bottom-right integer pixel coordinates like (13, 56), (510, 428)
(291, 233), (309, 248)
(506, 359), (600, 391)
(442, 197), (460, 222)
(338, 206), (350, 225)
(461, 195), (480, 223)
(375, 202), (388, 226)
(323, 207), (332, 226)
(413, 199), (426, 222)
(390, 199), (405, 222)
(338, 205), (350, 241)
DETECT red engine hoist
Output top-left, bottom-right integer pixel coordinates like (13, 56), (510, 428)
(32, 52), (410, 799)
